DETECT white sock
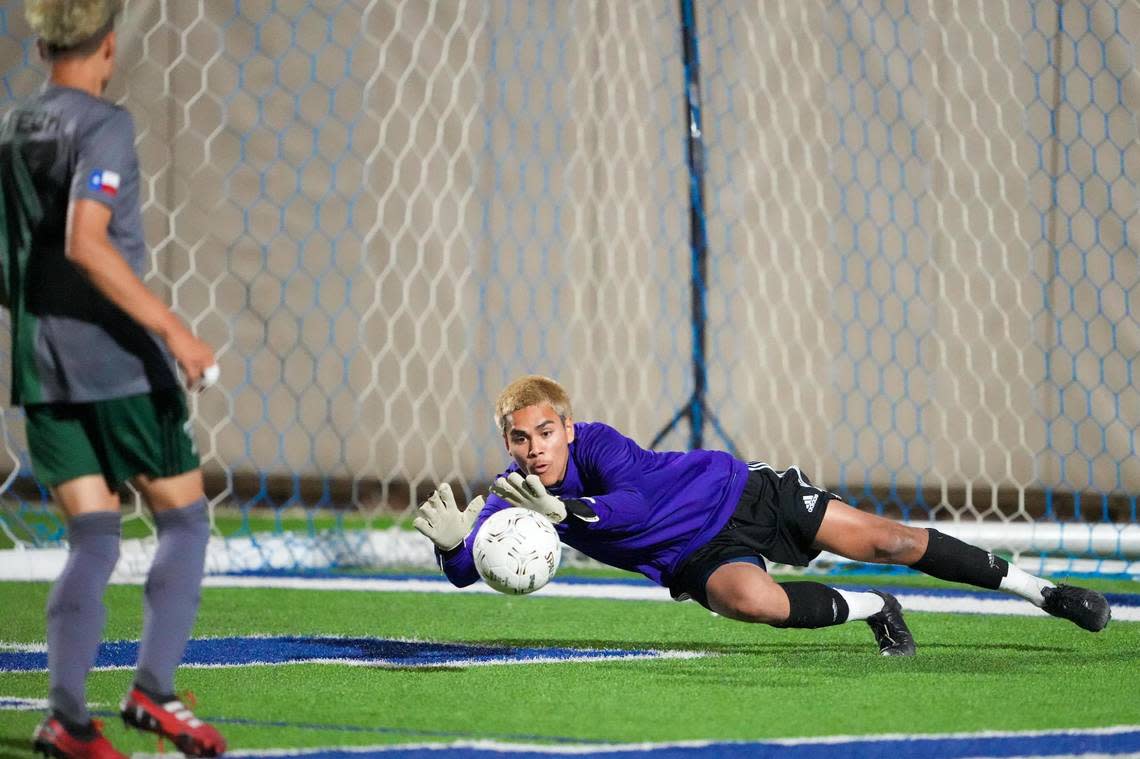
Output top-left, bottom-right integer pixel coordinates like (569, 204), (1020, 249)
(999, 564), (1054, 607)
(837, 589), (886, 621)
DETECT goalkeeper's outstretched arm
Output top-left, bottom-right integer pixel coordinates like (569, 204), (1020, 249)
(490, 472), (598, 524)
(412, 483), (486, 587)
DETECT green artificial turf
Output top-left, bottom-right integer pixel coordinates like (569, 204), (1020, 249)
(1, 579), (1137, 754)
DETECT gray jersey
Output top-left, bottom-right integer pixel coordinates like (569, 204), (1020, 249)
(0, 85), (178, 405)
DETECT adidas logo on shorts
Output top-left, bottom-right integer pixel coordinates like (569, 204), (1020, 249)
(802, 494), (819, 513)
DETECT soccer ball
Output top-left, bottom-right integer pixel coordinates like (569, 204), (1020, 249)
(473, 507), (561, 595)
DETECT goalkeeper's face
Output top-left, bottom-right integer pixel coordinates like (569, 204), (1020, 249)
(503, 404), (576, 488)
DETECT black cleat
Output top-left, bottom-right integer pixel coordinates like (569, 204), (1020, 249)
(866, 590), (916, 656)
(1041, 584), (1111, 632)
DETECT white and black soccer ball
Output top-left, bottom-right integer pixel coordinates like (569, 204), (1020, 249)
(473, 507), (561, 595)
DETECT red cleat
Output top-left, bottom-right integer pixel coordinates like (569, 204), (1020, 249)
(32, 716), (127, 759)
(119, 688), (227, 757)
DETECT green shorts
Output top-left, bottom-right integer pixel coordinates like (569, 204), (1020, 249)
(24, 390), (200, 489)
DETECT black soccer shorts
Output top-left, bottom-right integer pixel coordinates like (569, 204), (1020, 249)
(668, 462), (837, 609)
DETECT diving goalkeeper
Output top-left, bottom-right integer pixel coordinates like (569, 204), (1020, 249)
(414, 375), (1111, 656)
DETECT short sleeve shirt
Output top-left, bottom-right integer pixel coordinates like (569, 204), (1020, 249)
(0, 85), (178, 405)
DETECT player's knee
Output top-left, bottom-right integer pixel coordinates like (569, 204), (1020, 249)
(722, 593), (788, 625)
(871, 524), (926, 564)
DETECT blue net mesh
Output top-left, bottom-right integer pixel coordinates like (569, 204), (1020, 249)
(0, 1), (1135, 573)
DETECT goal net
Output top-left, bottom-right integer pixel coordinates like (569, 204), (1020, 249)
(1, 0), (1136, 578)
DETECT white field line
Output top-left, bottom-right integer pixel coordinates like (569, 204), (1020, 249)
(0, 696), (49, 710)
(199, 574), (1140, 622)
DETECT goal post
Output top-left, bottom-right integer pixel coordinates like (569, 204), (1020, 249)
(0, 0), (1136, 578)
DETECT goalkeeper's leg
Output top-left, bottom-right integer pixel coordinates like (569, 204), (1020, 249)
(704, 561), (915, 656)
(813, 501), (1110, 632)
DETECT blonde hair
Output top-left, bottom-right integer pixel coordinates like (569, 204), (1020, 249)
(25, 0), (121, 52)
(494, 375), (572, 435)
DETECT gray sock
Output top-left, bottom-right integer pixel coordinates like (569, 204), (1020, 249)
(47, 511), (121, 726)
(134, 497), (210, 696)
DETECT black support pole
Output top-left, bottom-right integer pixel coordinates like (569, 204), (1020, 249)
(651, 0), (738, 457)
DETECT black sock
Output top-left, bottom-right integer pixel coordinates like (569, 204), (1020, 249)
(776, 582), (850, 628)
(910, 528), (1008, 590)
(133, 682), (176, 703)
(52, 711), (96, 741)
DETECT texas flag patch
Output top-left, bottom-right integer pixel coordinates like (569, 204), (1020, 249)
(87, 169), (120, 197)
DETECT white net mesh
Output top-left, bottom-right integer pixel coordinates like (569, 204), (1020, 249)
(0, 0), (1136, 574)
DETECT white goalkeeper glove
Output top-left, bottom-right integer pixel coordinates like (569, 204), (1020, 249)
(412, 482), (484, 552)
(489, 472), (598, 525)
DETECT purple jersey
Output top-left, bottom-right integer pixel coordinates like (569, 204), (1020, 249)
(440, 422), (749, 587)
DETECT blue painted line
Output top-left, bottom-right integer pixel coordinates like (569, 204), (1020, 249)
(220, 727), (1140, 758)
(0, 636), (686, 673)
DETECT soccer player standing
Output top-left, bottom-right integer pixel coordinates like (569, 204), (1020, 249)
(415, 375), (1111, 656)
(1, 1), (225, 756)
